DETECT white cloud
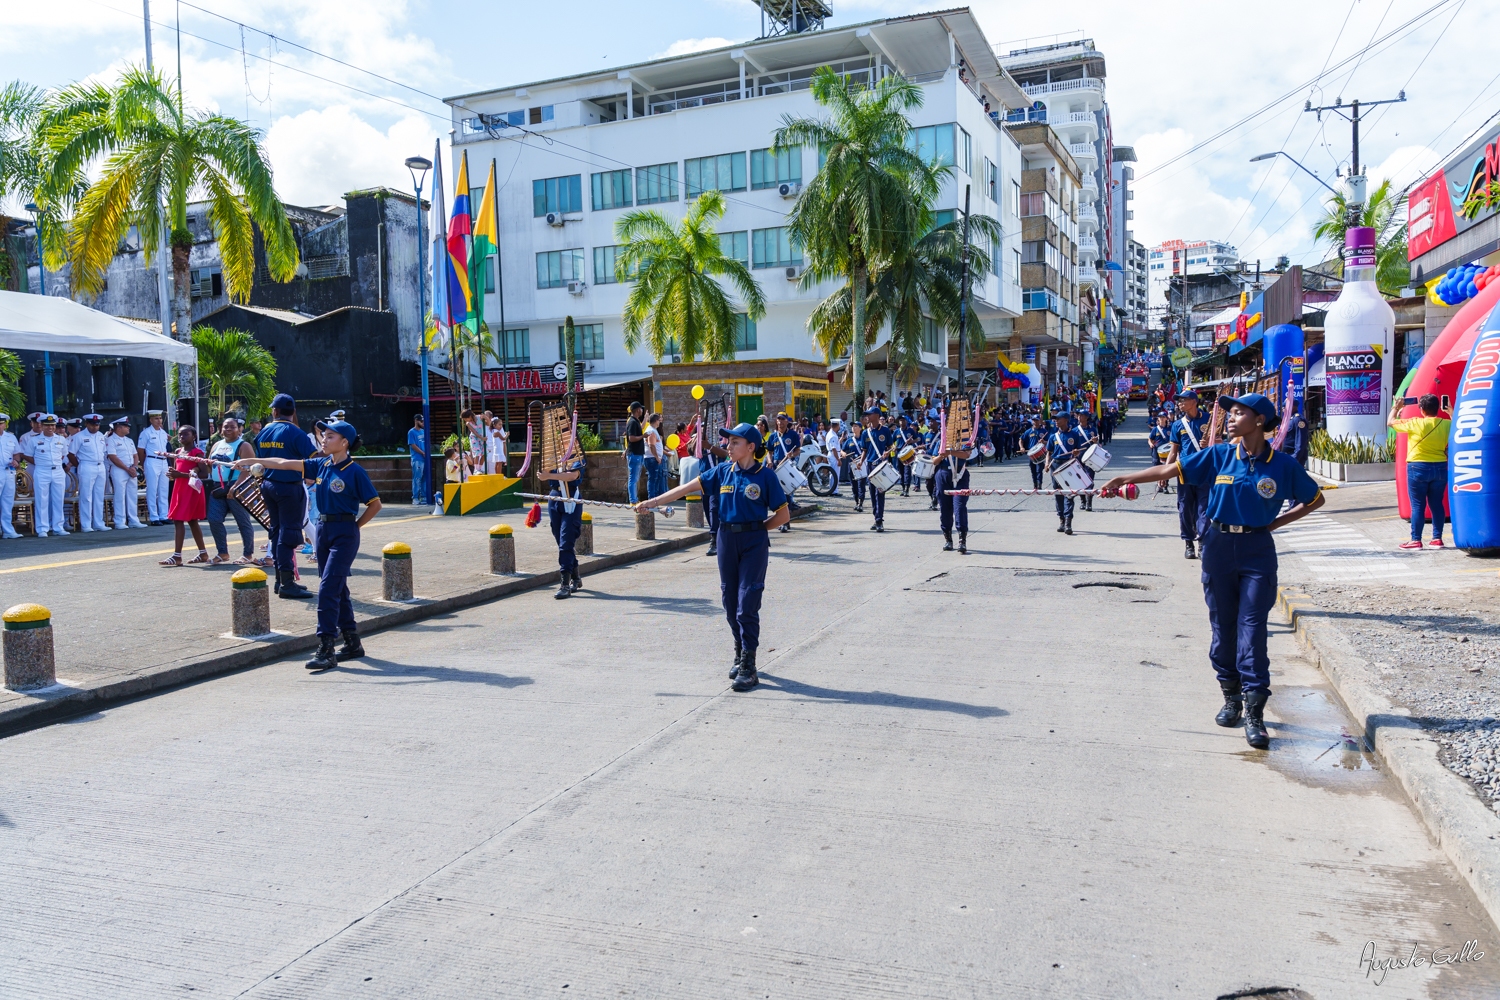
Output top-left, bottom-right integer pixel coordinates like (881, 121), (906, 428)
(1132, 128), (1270, 252)
(264, 106), (437, 207)
(654, 37), (735, 58)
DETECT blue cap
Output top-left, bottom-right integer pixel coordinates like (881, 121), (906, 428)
(316, 419), (359, 443)
(271, 393), (296, 411)
(1216, 392), (1279, 431)
(1178, 388), (1199, 401)
(719, 421), (764, 448)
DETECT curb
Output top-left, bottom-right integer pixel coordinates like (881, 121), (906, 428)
(0, 528), (712, 737)
(1277, 586), (1500, 932)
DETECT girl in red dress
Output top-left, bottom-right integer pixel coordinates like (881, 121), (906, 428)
(160, 424), (209, 566)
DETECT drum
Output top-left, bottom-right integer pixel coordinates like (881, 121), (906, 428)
(1026, 441), (1047, 462)
(678, 455), (701, 488)
(979, 442), (996, 458)
(911, 455), (936, 480)
(868, 461), (901, 493)
(1081, 443), (1112, 472)
(1155, 443), (1173, 462)
(775, 462), (808, 496)
(1051, 458), (1093, 494)
(897, 445), (917, 463)
(851, 460), (868, 480)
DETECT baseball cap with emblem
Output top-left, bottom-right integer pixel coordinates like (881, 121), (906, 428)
(1216, 392), (1280, 431)
(719, 422), (764, 449)
(315, 419), (359, 446)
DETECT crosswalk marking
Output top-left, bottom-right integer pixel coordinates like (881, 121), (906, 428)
(1275, 511), (1420, 582)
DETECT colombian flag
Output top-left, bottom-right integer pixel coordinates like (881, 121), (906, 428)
(446, 151), (473, 328)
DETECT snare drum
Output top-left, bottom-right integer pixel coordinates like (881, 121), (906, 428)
(775, 462), (808, 496)
(1081, 443), (1112, 473)
(979, 442), (996, 458)
(851, 460), (868, 480)
(897, 444), (917, 464)
(868, 461), (901, 493)
(1155, 443), (1173, 462)
(1051, 458), (1093, 494)
(911, 455), (936, 481)
(1026, 441), (1047, 462)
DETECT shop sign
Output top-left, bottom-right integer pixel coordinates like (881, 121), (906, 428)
(480, 364), (583, 395)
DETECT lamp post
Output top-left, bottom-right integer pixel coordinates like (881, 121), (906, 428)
(406, 154), (434, 506)
(1248, 151), (1338, 194)
(24, 203), (53, 413)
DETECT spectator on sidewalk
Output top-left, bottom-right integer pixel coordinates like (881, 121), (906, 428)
(1389, 393), (1451, 549)
(407, 414), (427, 504)
(206, 416), (257, 565)
(644, 413), (667, 498)
(624, 402), (646, 504)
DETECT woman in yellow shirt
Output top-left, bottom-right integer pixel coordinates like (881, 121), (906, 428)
(1388, 393), (1450, 549)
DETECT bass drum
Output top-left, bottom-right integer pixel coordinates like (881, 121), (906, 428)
(979, 442), (996, 458)
(897, 445), (917, 464)
(911, 455), (936, 481)
(678, 455), (701, 492)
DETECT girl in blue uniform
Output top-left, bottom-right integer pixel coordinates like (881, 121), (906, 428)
(1020, 415), (1047, 490)
(1103, 393), (1324, 748)
(638, 422), (789, 691)
(1046, 413), (1086, 535)
(237, 419), (382, 670)
(541, 450), (586, 598)
(861, 409), (895, 532)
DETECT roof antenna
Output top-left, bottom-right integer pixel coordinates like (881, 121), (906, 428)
(757, 0), (830, 37)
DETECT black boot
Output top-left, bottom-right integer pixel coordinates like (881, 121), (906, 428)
(570, 570), (583, 593)
(554, 577), (572, 599)
(958, 533), (968, 555)
(1243, 690), (1270, 749)
(278, 568), (312, 600)
(875, 521), (884, 533)
(306, 635), (337, 670)
(1215, 681), (1243, 727)
(729, 639), (744, 680)
(1064, 516), (1074, 536)
(943, 532), (954, 551)
(1057, 517), (1066, 533)
(335, 629), (365, 661)
(706, 539), (718, 556)
(732, 649), (759, 691)
(1185, 540), (1198, 560)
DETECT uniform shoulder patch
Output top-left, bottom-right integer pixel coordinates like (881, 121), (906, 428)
(1256, 476), (1278, 499)
(744, 483), (761, 500)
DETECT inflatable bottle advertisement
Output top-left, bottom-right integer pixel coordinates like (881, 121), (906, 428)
(1323, 227), (1394, 443)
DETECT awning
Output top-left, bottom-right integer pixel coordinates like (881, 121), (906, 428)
(1199, 306), (1242, 326)
(0, 290), (197, 364)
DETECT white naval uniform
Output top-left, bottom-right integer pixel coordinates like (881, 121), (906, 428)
(105, 432), (144, 528)
(69, 428), (110, 530)
(0, 430), (19, 538)
(24, 433), (70, 535)
(138, 425), (170, 521)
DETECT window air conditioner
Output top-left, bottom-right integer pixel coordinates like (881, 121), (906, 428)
(778, 181), (802, 199)
(785, 266), (802, 281)
(546, 211), (566, 227)
(566, 280), (587, 295)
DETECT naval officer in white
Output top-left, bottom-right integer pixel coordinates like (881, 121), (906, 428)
(138, 409), (170, 525)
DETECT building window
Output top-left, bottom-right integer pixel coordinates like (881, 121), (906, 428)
(1013, 248), (1021, 286)
(921, 315), (941, 355)
(1011, 179), (1021, 219)
(750, 146), (801, 190)
(591, 169), (633, 211)
(529, 105), (554, 125)
(751, 226), (802, 269)
(496, 328), (530, 365)
(636, 162), (678, 205)
(533, 175), (582, 217)
(932, 209), (956, 232)
(593, 244), (636, 284)
(536, 249), (585, 289)
(985, 158), (997, 202)
(733, 313), (757, 353)
(685, 152), (747, 196)
(1022, 240), (1062, 270)
(190, 266), (222, 299)
(558, 323), (605, 361)
(719, 230), (749, 265)
(908, 124), (955, 168)
(959, 127), (971, 175)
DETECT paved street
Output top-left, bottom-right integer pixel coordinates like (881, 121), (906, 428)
(3, 414), (1498, 999)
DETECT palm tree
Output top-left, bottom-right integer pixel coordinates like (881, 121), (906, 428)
(1312, 177), (1408, 296)
(776, 67), (940, 406)
(0, 80), (79, 291)
(615, 191), (765, 361)
(190, 325), (277, 420)
(37, 65), (299, 343)
(0, 349), (25, 417)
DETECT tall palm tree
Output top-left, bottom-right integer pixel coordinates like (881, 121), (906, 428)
(190, 325), (277, 420)
(616, 190), (765, 361)
(776, 67), (940, 407)
(0, 349), (25, 416)
(0, 80), (78, 290)
(1312, 177), (1407, 296)
(37, 65), (299, 343)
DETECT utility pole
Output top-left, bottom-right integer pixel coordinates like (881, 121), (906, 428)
(1305, 92), (1406, 227)
(957, 184), (972, 412)
(143, 0), (176, 425)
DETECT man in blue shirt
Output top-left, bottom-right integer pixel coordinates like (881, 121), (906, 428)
(1103, 393), (1324, 749)
(1046, 413), (1086, 535)
(1020, 414), (1047, 490)
(407, 414), (427, 506)
(639, 422), (789, 691)
(1167, 389), (1211, 559)
(861, 409), (895, 532)
(255, 394), (318, 599)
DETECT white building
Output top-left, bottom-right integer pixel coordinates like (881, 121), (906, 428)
(1109, 145), (1147, 336)
(443, 7), (1027, 413)
(1147, 239), (1240, 330)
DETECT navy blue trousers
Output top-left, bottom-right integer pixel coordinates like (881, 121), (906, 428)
(549, 501), (582, 575)
(935, 466), (969, 535)
(716, 525), (769, 651)
(1178, 481), (1209, 541)
(1029, 460), (1045, 490)
(852, 474), (867, 505)
(870, 481), (886, 522)
(705, 484), (719, 533)
(261, 480), (307, 572)
(314, 520), (359, 636)
(1200, 526), (1277, 695)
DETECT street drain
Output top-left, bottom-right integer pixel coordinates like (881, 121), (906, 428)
(1072, 580), (1150, 591)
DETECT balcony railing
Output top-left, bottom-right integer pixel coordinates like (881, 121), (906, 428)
(1069, 142), (1098, 162)
(1005, 106), (1048, 124)
(1078, 265), (1100, 286)
(1064, 110), (1097, 127)
(1078, 206), (1099, 230)
(1021, 78), (1105, 97)
(1078, 236), (1098, 255)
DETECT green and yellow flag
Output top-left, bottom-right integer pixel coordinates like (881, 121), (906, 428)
(469, 159), (499, 333)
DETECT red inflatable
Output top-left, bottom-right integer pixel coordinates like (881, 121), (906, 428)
(1396, 279), (1500, 517)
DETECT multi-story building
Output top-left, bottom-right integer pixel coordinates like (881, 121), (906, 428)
(1109, 145), (1147, 339)
(1121, 239), (1149, 338)
(1147, 239), (1241, 330)
(443, 7), (1027, 420)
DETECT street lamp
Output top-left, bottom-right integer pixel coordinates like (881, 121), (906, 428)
(1249, 151), (1338, 194)
(24, 202), (53, 413)
(405, 154), (434, 508)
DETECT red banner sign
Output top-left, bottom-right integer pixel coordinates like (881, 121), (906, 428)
(480, 365), (580, 396)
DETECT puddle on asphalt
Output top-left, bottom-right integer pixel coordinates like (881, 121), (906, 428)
(1243, 685), (1385, 794)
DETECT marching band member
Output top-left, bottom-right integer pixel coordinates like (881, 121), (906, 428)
(848, 419), (869, 513)
(1073, 411), (1099, 512)
(254, 394), (316, 599)
(238, 418), (381, 670)
(893, 416), (914, 497)
(1020, 414), (1047, 490)
(69, 413), (110, 531)
(138, 409), (171, 525)
(20, 415), (69, 537)
(1167, 389), (1210, 559)
(934, 431), (973, 554)
(823, 418), (844, 498)
(861, 407), (894, 532)
(769, 412), (800, 534)
(540, 442), (586, 599)
(1147, 412), (1174, 496)
(638, 422), (789, 692)
(1102, 393), (1323, 749)
(1046, 412), (1085, 536)
(105, 417), (144, 529)
(0, 414), (19, 539)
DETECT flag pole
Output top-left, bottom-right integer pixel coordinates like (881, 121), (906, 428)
(492, 159), (511, 474)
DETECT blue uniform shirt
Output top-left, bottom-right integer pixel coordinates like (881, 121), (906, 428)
(1148, 425), (1171, 451)
(768, 429), (795, 464)
(1075, 420), (1097, 443)
(1047, 427), (1086, 462)
(1170, 413), (1209, 456)
(700, 458), (788, 524)
(861, 426), (894, 464)
(256, 420), (317, 483)
(1021, 425), (1047, 457)
(1179, 442), (1321, 528)
(309, 456), (378, 515)
(547, 454), (586, 508)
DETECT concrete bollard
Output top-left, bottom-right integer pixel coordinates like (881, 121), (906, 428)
(3, 603), (56, 691)
(382, 542), (414, 601)
(230, 568), (272, 637)
(578, 512), (594, 555)
(489, 523), (516, 575)
(635, 507), (656, 541)
(686, 498), (705, 528)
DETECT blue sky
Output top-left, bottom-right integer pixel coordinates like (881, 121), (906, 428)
(5, 0), (1498, 271)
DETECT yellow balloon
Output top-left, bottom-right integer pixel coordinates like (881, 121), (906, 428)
(666, 433), (680, 450)
(691, 384), (705, 400)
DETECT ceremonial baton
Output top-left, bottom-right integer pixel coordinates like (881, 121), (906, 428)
(514, 492), (676, 517)
(944, 484), (1140, 500)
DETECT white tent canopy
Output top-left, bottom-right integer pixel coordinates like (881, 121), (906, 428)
(0, 290), (197, 364)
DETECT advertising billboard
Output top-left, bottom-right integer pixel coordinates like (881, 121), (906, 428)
(1408, 127), (1500, 261)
